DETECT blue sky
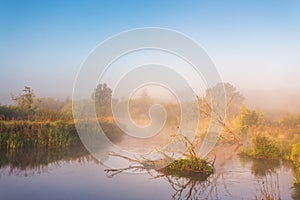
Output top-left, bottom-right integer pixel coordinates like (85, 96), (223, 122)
(0, 0), (300, 104)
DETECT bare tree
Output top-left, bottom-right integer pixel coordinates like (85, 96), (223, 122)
(198, 83), (244, 146)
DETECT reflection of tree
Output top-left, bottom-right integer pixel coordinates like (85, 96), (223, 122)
(239, 157), (281, 177)
(255, 173), (281, 200)
(251, 159), (280, 178)
(239, 157), (284, 199)
(98, 121), (125, 143)
(292, 186), (300, 200)
(291, 163), (300, 200)
(104, 129), (226, 199)
(0, 144), (93, 177)
(154, 172), (227, 200)
(106, 165), (230, 200)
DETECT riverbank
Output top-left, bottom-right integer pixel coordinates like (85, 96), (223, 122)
(0, 121), (78, 150)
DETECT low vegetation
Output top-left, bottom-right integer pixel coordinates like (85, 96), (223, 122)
(162, 158), (214, 176)
(0, 121), (78, 150)
(227, 102), (300, 186)
(291, 143), (300, 185)
(239, 134), (292, 160)
(238, 129), (300, 185)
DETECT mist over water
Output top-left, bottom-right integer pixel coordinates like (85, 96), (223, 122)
(243, 88), (300, 114)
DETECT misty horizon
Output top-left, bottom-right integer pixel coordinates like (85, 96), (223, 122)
(1, 83), (300, 117)
(1, 1), (299, 114)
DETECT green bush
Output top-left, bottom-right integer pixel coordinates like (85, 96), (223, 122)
(278, 140), (292, 160)
(239, 134), (291, 159)
(233, 105), (264, 135)
(239, 146), (253, 157)
(251, 134), (280, 158)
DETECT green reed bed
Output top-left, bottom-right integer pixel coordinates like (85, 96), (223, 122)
(0, 121), (79, 150)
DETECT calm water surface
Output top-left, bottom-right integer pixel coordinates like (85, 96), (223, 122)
(0, 146), (298, 200)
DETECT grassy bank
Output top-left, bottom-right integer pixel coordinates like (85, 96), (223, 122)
(0, 120), (124, 151)
(0, 121), (79, 150)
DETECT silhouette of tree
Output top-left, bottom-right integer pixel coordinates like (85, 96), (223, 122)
(12, 86), (35, 110)
(93, 83), (112, 117)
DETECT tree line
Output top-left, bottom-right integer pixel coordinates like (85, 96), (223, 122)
(0, 86), (72, 121)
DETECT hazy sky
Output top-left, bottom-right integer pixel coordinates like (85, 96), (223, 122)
(1, 0), (300, 108)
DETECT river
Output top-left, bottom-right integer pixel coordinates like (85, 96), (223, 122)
(0, 144), (298, 200)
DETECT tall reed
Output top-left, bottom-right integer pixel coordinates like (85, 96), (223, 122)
(0, 121), (79, 150)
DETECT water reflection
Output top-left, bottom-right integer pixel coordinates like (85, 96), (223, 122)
(0, 144), (93, 176)
(239, 157), (297, 200)
(0, 145), (297, 199)
(105, 161), (230, 200)
(155, 172), (230, 200)
(255, 173), (281, 200)
(155, 155), (294, 199)
(292, 186), (300, 200)
(239, 157), (284, 177)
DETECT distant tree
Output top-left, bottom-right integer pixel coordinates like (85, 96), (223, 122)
(279, 115), (300, 128)
(60, 99), (72, 114)
(198, 82), (245, 144)
(233, 105), (264, 135)
(140, 88), (150, 99)
(94, 83), (112, 106)
(12, 86), (35, 110)
(130, 89), (152, 118)
(202, 82), (244, 119)
(33, 97), (64, 111)
(93, 83), (112, 117)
